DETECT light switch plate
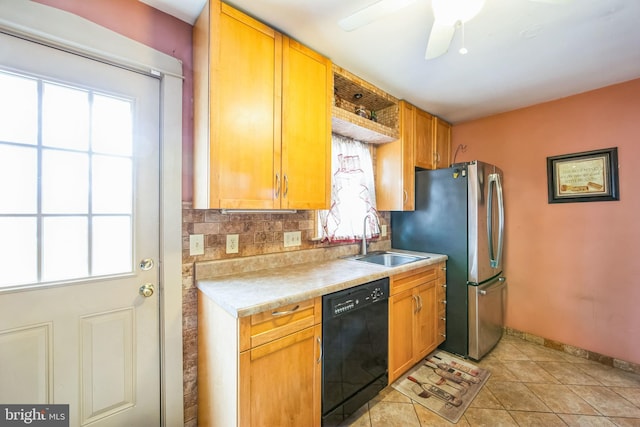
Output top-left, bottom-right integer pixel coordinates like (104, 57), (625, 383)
(381, 224), (387, 237)
(226, 234), (239, 254)
(189, 234), (204, 256)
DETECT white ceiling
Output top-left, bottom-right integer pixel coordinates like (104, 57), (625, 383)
(141, 0), (640, 124)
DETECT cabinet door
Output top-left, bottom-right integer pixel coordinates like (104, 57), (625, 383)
(215, 3), (282, 209)
(434, 117), (451, 169)
(414, 108), (435, 169)
(376, 100), (414, 211)
(281, 38), (332, 209)
(388, 288), (417, 383)
(239, 324), (321, 427)
(414, 282), (438, 360)
(401, 101), (416, 211)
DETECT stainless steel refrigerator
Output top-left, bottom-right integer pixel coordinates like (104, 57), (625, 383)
(391, 161), (507, 360)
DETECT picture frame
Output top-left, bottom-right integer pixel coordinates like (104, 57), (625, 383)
(547, 147), (619, 203)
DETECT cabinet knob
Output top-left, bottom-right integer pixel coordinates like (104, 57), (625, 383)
(441, 300), (447, 305)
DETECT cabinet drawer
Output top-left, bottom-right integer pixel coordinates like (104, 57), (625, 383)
(390, 263), (441, 295)
(240, 297), (321, 351)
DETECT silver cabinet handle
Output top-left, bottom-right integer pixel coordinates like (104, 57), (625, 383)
(275, 173), (281, 199)
(417, 295), (423, 311)
(271, 304), (299, 316)
(412, 295), (419, 314)
(316, 336), (322, 364)
(284, 174), (289, 198)
(403, 190), (408, 205)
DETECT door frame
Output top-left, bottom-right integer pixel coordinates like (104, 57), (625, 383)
(0, 2), (184, 425)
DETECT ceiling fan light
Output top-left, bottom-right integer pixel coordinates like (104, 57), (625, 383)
(431, 0), (485, 25)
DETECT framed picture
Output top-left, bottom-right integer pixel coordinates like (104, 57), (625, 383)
(547, 147), (619, 203)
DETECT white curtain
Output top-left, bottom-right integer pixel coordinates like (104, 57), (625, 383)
(318, 134), (379, 242)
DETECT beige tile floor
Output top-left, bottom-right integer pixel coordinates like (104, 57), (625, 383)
(343, 335), (640, 426)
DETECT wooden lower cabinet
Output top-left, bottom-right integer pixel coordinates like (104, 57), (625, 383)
(239, 324), (321, 426)
(198, 293), (322, 427)
(388, 263), (446, 383)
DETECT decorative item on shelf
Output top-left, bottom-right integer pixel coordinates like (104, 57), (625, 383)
(355, 105), (369, 119)
(370, 110), (377, 122)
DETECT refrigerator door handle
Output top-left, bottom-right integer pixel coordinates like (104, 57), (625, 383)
(487, 173), (505, 268)
(479, 277), (507, 295)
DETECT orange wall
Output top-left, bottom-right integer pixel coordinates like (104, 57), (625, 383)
(453, 79), (640, 364)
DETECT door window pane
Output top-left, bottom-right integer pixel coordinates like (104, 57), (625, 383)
(0, 71), (38, 145)
(92, 216), (132, 276)
(0, 145), (37, 214)
(42, 82), (89, 150)
(42, 149), (89, 214)
(42, 217), (88, 282)
(0, 70), (136, 288)
(0, 218), (37, 286)
(92, 155), (132, 214)
(92, 94), (133, 156)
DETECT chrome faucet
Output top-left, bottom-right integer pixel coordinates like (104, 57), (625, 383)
(361, 212), (380, 256)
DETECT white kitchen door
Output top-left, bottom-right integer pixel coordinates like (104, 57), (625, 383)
(0, 32), (161, 426)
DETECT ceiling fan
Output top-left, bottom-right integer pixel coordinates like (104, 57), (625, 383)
(338, 0), (570, 60)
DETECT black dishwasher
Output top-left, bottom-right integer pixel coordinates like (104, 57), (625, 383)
(321, 277), (389, 426)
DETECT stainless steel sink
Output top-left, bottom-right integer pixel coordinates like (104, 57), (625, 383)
(350, 251), (428, 267)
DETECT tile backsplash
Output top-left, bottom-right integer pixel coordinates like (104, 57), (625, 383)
(180, 204), (390, 426)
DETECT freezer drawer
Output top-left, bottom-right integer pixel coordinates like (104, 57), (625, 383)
(468, 277), (506, 360)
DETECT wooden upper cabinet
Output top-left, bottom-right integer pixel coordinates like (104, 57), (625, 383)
(414, 109), (451, 170)
(281, 38), (332, 210)
(434, 117), (452, 169)
(414, 108), (434, 169)
(376, 100), (415, 211)
(193, 0), (331, 209)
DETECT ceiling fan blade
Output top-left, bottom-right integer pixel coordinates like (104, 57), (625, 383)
(338, 0), (417, 31)
(529, 0), (571, 4)
(425, 21), (456, 60)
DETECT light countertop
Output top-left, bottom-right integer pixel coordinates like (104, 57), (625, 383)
(196, 249), (447, 318)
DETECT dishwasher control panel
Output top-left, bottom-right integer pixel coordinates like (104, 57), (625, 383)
(323, 277), (389, 318)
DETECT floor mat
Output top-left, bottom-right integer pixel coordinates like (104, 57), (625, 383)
(391, 350), (491, 423)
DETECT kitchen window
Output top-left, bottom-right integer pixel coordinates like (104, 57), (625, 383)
(317, 134), (380, 242)
(0, 70), (134, 287)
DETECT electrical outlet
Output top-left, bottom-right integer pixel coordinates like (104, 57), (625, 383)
(381, 224), (387, 237)
(226, 234), (239, 254)
(189, 234), (204, 256)
(283, 231), (302, 247)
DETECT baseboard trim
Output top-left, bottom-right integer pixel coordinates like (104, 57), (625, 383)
(504, 327), (640, 375)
